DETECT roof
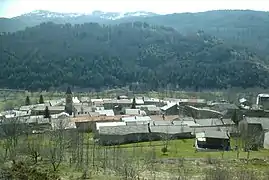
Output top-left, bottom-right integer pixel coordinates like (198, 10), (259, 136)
(150, 125), (192, 134)
(71, 115), (122, 122)
(161, 103), (177, 111)
(196, 131), (230, 139)
(121, 116), (152, 122)
(96, 122), (126, 130)
(173, 120), (198, 127)
(135, 98), (144, 105)
(103, 99), (132, 104)
(150, 115), (179, 121)
(151, 120), (173, 126)
(80, 97), (90, 102)
(195, 119), (224, 126)
(257, 94), (269, 98)
(147, 106), (161, 112)
(125, 109), (141, 115)
(244, 117), (269, 130)
(221, 118), (235, 125)
(33, 106), (65, 111)
(211, 103), (239, 111)
(95, 110), (115, 116)
(19, 105), (34, 111)
(99, 125), (149, 135)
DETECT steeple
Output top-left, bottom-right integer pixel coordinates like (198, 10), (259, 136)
(65, 86), (73, 115)
(66, 86), (72, 95)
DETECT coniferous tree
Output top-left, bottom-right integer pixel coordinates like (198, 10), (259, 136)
(131, 97), (136, 109)
(44, 106), (51, 118)
(39, 94), (44, 104)
(25, 96), (31, 106)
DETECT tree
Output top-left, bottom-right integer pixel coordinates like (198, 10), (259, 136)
(44, 106), (51, 118)
(131, 97), (136, 109)
(39, 94), (44, 104)
(25, 96), (30, 106)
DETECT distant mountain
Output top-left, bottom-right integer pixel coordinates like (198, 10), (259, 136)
(1, 22), (269, 90)
(0, 10), (159, 32)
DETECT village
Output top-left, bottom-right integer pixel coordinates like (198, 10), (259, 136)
(0, 88), (269, 153)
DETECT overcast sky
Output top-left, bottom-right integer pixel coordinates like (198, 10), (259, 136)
(0, 0), (268, 18)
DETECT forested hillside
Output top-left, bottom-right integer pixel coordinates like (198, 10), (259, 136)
(122, 10), (269, 54)
(1, 22), (269, 90)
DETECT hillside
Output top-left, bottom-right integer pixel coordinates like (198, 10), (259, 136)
(1, 22), (269, 90)
(2, 10), (269, 56)
(118, 10), (269, 54)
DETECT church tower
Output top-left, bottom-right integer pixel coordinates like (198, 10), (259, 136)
(65, 86), (73, 115)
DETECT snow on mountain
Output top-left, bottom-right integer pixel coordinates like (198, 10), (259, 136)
(18, 10), (158, 20)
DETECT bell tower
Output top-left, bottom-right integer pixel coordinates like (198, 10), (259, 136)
(65, 86), (73, 115)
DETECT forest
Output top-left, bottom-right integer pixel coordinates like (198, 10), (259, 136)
(1, 21), (269, 91)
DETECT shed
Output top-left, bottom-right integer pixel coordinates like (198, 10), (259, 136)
(195, 131), (230, 151)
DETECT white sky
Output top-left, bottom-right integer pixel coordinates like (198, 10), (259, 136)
(0, 0), (268, 18)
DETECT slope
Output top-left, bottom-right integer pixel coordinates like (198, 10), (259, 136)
(1, 22), (269, 90)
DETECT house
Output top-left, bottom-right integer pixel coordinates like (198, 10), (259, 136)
(256, 94), (269, 110)
(73, 105), (92, 116)
(90, 99), (104, 107)
(210, 103), (239, 119)
(160, 103), (179, 115)
(195, 131), (231, 151)
(97, 125), (149, 145)
(238, 116), (269, 149)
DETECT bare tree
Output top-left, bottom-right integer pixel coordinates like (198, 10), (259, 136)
(44, 118), (69, 171)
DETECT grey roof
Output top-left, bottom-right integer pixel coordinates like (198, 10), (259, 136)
(195, 119), (224, 126)
(99, 125), (149, 135)
(243, 117), (269, 130)
(125, 109), (141, 115)
(151, 120), (173, 126)
(147, 106), (161, 112)
(192, 126), (222, 133)
(19, 105), (34, 111)
(121, 116), (152, 122)
(161, 103), (177, 111)
(33, 106), (65, 111)
(221, 118), (235, 125)
(173, 120), (198, 127)
(95, 110), (115, 116)
(150, 125), (192, 134)
(211, 103), (239, 111)
(203, 131), (230, 139)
